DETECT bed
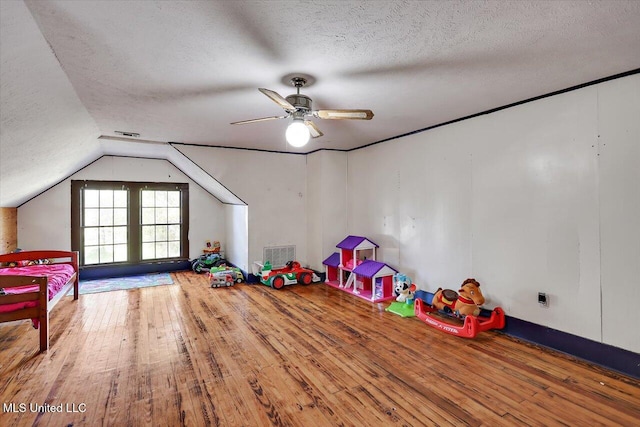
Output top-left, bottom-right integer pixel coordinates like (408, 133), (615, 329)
(0, 250), (79, 352)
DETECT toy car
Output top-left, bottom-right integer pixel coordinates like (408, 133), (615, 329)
(209, 269), (237, 288)
(259, 260), (320, 289)
(210, 265), (244, 283)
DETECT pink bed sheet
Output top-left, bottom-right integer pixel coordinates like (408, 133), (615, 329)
(0, 264), (76, 317)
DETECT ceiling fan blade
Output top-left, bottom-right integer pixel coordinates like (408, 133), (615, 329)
(316, 109), (374, 120)
(230, 115), (287, 125)
(305, 120), (324, 138)
(259, 88), (296, 111)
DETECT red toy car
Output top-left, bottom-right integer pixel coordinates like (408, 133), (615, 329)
(259, 260), (320, 289)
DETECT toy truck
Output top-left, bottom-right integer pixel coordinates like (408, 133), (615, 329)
(209, 269), (239, 288)
(210, 265), (244, 283)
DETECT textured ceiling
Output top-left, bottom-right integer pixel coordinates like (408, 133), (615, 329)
(1, 0), (640, 206)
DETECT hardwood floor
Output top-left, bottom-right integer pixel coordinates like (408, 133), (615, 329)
(1, 271), (639, 426)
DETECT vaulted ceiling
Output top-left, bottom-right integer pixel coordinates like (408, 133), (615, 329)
(2, 0), (640, 207)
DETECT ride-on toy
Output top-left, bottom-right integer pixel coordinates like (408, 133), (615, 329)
(413, 279), (505, 338)
(258, 260), (321, 289)
(192, 253), (227, 273)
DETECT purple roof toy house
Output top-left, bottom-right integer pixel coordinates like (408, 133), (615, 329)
(336, 235), (378, 272)
(336, 235), (378, 251)
(322, 252), (340, 283)
(323, 236), (397, 303)
(352, 260), (398, 302)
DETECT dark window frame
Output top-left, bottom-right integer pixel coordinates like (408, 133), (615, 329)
(71, 180), (189, 268)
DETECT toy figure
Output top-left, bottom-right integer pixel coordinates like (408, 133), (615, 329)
(393, 273), (416, 303)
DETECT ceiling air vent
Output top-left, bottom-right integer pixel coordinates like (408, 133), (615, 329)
(114, 131), (140, 138)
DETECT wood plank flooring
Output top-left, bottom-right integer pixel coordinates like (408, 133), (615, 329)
(1, 271), (639, 426)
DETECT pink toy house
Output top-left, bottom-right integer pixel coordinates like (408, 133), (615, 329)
(351, 260), (397, 302)
(337, 235), (377, 274)
(323, 235), (398, 303)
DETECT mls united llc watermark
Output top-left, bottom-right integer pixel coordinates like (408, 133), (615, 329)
(3, 402), (87, 413)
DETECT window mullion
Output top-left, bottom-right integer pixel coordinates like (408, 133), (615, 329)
(130, 184), (141, 264)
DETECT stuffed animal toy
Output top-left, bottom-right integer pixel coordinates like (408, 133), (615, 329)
(393, 273), (416, 303)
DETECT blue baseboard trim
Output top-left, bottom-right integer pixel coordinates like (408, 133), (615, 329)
(246, 273), (261, 284)
(502, 316), (640, 379)
(79, 260), (191, 280)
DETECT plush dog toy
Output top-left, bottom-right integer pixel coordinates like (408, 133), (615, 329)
(393, 273), (416, 303)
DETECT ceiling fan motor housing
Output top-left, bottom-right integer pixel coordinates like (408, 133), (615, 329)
(285, 94), (312, 111)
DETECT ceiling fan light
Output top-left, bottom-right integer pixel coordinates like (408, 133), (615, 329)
(286, 120), (310, 147)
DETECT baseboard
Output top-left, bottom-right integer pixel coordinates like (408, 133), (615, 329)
(502, 316), (639, 379)
(246, 273), (261, 284)
(79, 260), (192, 280)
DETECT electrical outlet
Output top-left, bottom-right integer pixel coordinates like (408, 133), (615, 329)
(538, 292), (548, 307)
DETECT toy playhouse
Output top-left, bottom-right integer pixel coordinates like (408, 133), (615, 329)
(323, 235), (397, 303)
(323, 252), (341, 282)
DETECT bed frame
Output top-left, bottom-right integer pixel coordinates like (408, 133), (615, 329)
(0, 250), (79, 352)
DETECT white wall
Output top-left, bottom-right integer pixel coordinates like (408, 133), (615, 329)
(174, 146), (308, 268)
(224, 204), (248, 271)
(598, 76), (640, 352)
(346, 74), (639, 353)
(18, 156), (226, 262)
(306, 150), (348, 271)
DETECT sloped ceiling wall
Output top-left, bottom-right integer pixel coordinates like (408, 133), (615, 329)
(0, 0), (101, 207)
(0, 1), (242, 208)
(99, 137), (245, 205)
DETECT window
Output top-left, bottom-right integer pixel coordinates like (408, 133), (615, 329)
(82, 188), (129, 264)
(141, 189), (182, 260)
(72, 181), (189, 267)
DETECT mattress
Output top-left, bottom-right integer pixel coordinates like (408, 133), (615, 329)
(0, 264), (76, 318)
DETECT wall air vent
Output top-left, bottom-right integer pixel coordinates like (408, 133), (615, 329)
(263, 245), (296, 268)
(114, 131), (140, 138)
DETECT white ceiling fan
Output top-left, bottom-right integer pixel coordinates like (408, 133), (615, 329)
(231, 75), (374, 147)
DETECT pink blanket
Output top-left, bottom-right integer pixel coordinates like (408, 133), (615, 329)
(0, 264), (76, 318)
